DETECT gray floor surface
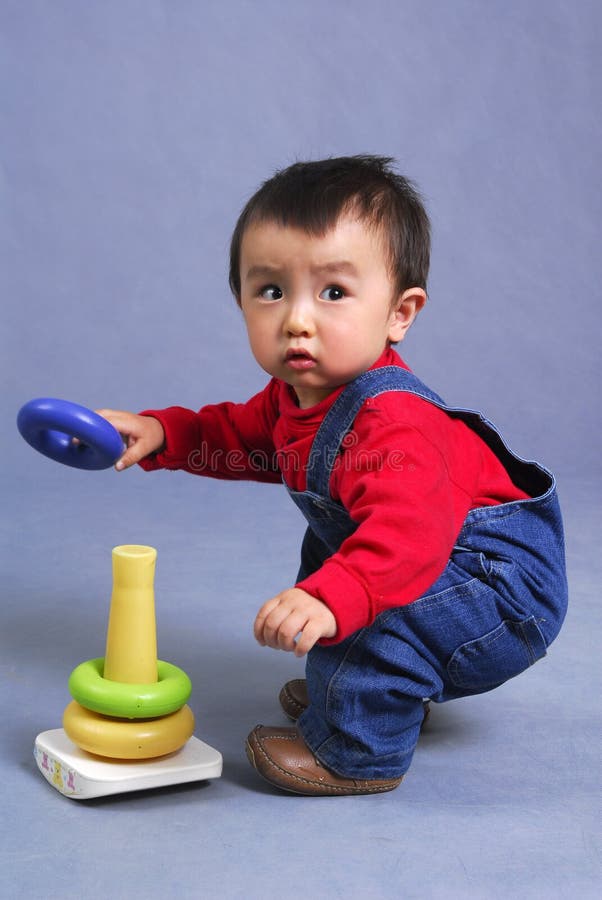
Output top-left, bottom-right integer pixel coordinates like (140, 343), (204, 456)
(1, 463), (599, 899)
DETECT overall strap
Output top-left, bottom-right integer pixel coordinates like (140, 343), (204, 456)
(306, 366), (446, 496)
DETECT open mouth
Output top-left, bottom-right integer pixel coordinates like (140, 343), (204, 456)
(285, 348), (314, 361)
(285, 348), (316, 369)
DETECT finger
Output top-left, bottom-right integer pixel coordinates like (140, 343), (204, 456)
(272, 609), (309, 652)
(293, 621), (323, 657)
(254, 597), (281, 644)
(258, 603), (293, 648)
(115, 440), (150, 471)
(95, 409), (140, 438)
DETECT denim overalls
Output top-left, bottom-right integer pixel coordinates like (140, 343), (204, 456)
(286, 367), (568, 779)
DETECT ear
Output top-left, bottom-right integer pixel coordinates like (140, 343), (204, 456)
(387, 288), (427, 343)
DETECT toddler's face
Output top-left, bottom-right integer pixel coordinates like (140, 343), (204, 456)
(239, 214), (423, 408)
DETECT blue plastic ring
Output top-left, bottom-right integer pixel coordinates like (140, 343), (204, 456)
(17, 398), (124, 470)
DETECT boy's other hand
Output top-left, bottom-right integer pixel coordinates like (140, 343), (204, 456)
(95, 410), (165, 471)
(254, 588), (337, 657)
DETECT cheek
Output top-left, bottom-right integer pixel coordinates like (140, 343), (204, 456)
(242, 311), (261, 339)
(326, 318), (372, 350)
(244, 319), (273, 359)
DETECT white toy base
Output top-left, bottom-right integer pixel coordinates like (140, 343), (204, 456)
(34, 729), (223, 800)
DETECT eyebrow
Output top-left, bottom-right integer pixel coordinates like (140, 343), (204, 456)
(245, 261), (359, 280)
(245, 265), (283, 280)
(313, 260), (359, 277)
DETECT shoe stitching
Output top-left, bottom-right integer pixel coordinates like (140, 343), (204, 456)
(280, 684), (307, 717)
(282, 696), (305, 716)
(249, 732), (401, 795)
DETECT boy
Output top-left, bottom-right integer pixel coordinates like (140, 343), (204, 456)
(99, 156), (567, 795)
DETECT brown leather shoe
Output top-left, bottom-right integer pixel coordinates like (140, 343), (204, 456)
(278, 678), (309, 721)
(279, 678), (431, 727)
(245, 725), (403, 796)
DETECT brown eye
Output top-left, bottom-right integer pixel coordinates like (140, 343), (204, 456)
(260, 285), (283, 300)
(319, 286), (345, 301)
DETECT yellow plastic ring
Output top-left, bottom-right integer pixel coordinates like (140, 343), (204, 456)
(68, 657), (191, 719)
(63, 700), (195, 759)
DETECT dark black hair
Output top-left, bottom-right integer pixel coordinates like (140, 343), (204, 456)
(229, 154), (430, 302)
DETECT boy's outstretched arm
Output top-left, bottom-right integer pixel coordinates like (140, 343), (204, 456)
(254, 588), (337, 657)
(95, 409), (165, 470)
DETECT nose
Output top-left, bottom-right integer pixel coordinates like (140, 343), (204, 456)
(283, 297), (315, 337)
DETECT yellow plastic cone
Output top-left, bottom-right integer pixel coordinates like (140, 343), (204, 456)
(103, 545), (158, 684)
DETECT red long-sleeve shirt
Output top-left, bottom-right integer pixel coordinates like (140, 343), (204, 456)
(139, 348), (528, 640)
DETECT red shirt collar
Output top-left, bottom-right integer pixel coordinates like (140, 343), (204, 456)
(279, 346), (410, 422)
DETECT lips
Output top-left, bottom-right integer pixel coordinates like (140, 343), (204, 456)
(285, 348), (315, 362)
(284, 348), (317, 370)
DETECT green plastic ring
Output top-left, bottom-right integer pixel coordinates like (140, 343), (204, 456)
(68, 657), (192, 719)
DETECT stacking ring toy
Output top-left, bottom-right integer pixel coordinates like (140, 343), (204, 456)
(68, 658), (192, 719)
(63, 701), (195, 759)
(17, 398), (123, 470)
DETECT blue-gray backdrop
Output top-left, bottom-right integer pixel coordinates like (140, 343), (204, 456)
(1, 5), (600, 898)
(2, 0), (599, 477)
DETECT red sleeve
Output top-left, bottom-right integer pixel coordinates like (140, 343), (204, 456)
(296, 401), (473, 642)
(137, 380), (282, 484)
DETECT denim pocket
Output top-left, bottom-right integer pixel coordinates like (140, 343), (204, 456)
(447, 615), (548, 691)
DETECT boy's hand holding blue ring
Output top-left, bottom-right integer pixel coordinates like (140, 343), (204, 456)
(17, 398), (124, 470)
